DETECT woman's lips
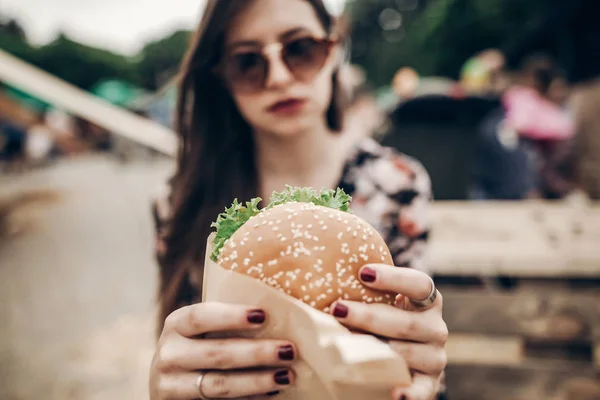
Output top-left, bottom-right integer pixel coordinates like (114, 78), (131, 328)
(267, 98), (307, 115)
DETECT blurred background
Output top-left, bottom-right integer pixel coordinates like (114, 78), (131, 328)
(0, 0), (599, 399)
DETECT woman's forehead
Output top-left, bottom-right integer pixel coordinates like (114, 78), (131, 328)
(226, 0), (326, 45)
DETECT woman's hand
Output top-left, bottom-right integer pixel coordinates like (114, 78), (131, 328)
(150, 302), (297, 399)
(330, 265), (447, 400)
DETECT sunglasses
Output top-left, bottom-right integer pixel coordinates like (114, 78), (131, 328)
(217, 36), (337, 94)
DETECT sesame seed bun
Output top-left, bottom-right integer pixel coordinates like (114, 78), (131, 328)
(217, 202), (395, 312)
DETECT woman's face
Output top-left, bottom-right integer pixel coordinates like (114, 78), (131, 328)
(224, 0), (339, 137)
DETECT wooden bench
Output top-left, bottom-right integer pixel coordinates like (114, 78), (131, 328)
(429, 200), (600, 400)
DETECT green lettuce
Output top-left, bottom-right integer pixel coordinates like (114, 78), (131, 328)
(210, 186), (352, 261)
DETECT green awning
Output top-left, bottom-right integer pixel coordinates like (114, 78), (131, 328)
(90, 79), (146, 107)
(2, 84), (52, 112)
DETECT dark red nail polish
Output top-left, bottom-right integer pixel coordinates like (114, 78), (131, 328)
(278, 345), (294, 361)
(247, 309), (266, 324)
(267, 390), (280, 397)
(274, 370), (290, 385)
(398, 395), (407, 400)
(333, 303), (348, 318)
(360, 267), (377, 283)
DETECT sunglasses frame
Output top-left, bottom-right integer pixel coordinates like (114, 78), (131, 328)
(214, 36), (339, 93)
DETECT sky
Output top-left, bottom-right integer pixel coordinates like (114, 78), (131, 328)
(1, 0), (347, 55)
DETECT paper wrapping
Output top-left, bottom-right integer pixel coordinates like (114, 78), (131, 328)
(202, 234), (410, 400)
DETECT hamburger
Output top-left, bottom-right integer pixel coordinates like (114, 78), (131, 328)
(210, 186), (394, 312)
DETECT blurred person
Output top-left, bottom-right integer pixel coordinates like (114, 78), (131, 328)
(25, 111), (56, 165)
(0, 115), (27, 167)
(570, 78), (600, 199)
(393, 67), (420, 101)
(460, 49), (507, 97)
(505, 55), (577, 199)
(470, 54), (577, 200)
(149, 1), (447, 400)
(44, 107), (88, 155)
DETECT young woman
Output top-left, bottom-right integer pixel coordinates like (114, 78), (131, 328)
(150, 1), (447, 399)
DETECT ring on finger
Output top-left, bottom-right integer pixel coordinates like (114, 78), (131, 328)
(409, 277), (437, 310)
(197, 371), (211, 400)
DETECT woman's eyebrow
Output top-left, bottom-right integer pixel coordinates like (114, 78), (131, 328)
(279, 27), (311, 40)
(228, 27), (312, 51)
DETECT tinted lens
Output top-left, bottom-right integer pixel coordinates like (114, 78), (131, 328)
(224, 51), (267, 92)
(282, 37), (331, 81)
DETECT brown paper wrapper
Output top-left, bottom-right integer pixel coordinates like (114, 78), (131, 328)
(202, 234), (411, 400)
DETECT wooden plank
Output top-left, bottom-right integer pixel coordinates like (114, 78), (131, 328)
(445, 363), (600, 400)
(446, 334), (523, 366)
(428, 200), (600, 277)
(440, 288), (600, 342)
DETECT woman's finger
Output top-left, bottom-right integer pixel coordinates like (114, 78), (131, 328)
(156, 369), (293, 399)
(202, 369), (294, 399)
(331, 301), (447, 343)
(155, 336), (296, 372)
(163, 302), (267, 338)
(391, 372), (440, 400)
(388, 341), (447, 376)
(358, 264), (442, 310)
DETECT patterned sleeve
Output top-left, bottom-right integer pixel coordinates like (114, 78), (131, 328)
(385, 155), (433, 274)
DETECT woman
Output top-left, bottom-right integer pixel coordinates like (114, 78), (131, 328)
(150, 1), (447, 399)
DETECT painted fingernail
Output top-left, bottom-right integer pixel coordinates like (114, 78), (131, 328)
(267, 390), (280, 396)
(278, 344), (295, 361)
(274, 370), (290, 385)
(398, 395), (407, 400)
(360, 267), (377, 282)
(247, 309), (266, 324)
(333, 303), (349, 318)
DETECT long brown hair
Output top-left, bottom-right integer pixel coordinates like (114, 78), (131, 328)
(158, 0), (347, 331)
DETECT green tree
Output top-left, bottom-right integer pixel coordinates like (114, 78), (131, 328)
(33, 34), (140, 90)
(138, 30), (191, 90)
(347, 0), (553, 86)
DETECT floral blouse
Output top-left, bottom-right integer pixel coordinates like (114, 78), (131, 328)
(152, 137), (433, 280)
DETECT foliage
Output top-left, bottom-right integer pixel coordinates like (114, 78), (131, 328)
(137, 30), (192, 90)
(0, 14), (191, 92)
(347, 0), (554, 86)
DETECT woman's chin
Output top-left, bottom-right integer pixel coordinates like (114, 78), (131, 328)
(261, 117), (317, 139)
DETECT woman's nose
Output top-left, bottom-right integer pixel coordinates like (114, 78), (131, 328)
(264, 47), (294, 89)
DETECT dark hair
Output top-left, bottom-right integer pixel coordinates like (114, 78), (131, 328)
(520, 53), (565, 96)
(158, 0), (347, 331)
